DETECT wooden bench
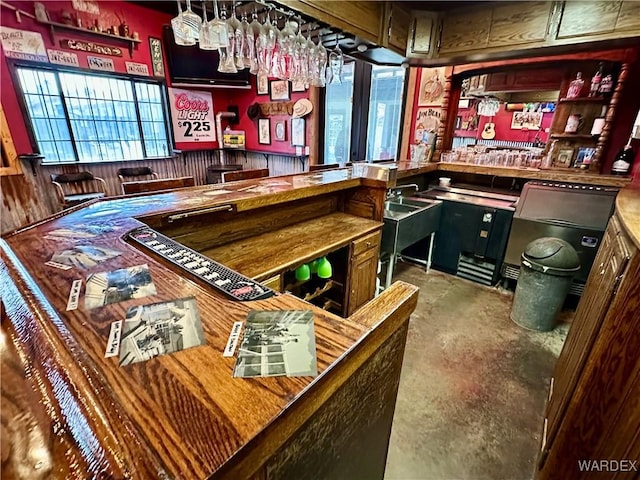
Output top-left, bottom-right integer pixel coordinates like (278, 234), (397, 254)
(222, 168), (269, 183)
(121, 176), (195, 195)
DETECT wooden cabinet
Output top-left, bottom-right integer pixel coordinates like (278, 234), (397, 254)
(484, 67), (564, 92)
(407, 1), (640, 62)
(278, 0), (384, 44)
(380, 2), (411, 55)
(537, 207), (640, 478)
(436, 1), (552, 56)
(406, 11), (438, 57)
(347, 231), (381, 315)
(556, 1), (640, 41)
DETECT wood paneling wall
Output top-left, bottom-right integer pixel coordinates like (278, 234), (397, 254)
(1, 151), (306, 234)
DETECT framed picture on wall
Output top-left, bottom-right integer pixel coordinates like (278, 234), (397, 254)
(291, 78), (306, 92)
(257, 74), (269, 95)
(511, 111), (543, 130)
(554, 148), (574, 168)
(574, 147), (596, 168)
(258, 118), (271, 145)
(270, 80), (290, 101)
(274, 120), (286, 141)
(418, 67), (446, 106)
(291, 118), (305, 146)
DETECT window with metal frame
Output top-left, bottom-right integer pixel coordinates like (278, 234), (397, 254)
(323, 60), (406, 164)
(15, 65), (171, 164)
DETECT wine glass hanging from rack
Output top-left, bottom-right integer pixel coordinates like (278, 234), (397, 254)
(171, 0), (330, 87)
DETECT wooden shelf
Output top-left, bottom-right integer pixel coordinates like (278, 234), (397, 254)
(200, 212), (382, 281)
(36, 20), (141, 58)
(436, 162), (631, 187)
(558, 97), (609, 104)
(550, 133), (597, 140)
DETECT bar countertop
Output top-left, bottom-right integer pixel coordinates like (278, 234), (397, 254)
(0, 169), (418, 479)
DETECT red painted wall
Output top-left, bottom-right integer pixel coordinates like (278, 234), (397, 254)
(1, 1), (310, 156)
(474, 104), (552, 143)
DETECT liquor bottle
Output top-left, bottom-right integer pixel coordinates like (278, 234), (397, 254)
(589, 63), (604, 97)
(566, 72), (584, 99)
(611, 135), (635, 175)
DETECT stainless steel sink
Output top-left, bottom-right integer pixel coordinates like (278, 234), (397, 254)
(381, 196), (442, 288)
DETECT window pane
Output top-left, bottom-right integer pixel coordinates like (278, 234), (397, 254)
(324, 62), (354, 165)
(366, 65), (405, 160)
(17, 67), (170, 163)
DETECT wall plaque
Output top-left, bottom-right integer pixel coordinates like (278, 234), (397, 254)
(47, 49), (79, 67)
(87, 55), (115, 72)
(60, 39), (123, 57)
(149, 37), (165, 78)
(0, 27), (47, 62)
(125, 62), (149, 76)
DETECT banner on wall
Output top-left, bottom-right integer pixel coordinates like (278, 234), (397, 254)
(0, 27), (47, 62)
(168, 88), (216, 143)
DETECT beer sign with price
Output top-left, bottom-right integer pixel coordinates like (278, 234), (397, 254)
(168, 88), (216, 143)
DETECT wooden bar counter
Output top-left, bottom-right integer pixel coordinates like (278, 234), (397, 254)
(0, 169), (418, 479)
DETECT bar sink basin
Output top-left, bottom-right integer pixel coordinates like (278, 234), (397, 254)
(381, 196), (443, 287)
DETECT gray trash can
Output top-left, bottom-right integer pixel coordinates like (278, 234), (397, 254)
(511, 237), (580, 331)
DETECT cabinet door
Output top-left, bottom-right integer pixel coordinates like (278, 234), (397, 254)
(385, 2), (411, 54)
(615, 1), (640, 31)
(347, 247), (379, 316)
(438, 9), (491, 54)
(540, 215), (631, 464)
(556, 1), (622, 39)
(487, 1), (552, 48)
(279, 1), (383, 44)
(407, 11), (438, 56)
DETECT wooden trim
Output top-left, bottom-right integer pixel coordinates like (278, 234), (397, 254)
(0, 104), (23, 176)
(451, 47), (638, 76)
(399, 67), (419, 163)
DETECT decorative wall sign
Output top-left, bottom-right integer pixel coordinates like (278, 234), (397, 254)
(414, 107), (441, 142)
(168, 87), (215, 143)
(72, 0), (100, 14)
(257, 74), (268, 95)
(47, 49), (79, 67)
(258, 118), (271, 145)
(291, 78), (306, 92)
(259, 101), (295, 116)
(511, 111), (543, 130)
(274, 120), (286, 141)
(418, 67), (446, 106)
(291, 118), (305, 146)
(125, 62), (150, 76)
(149, 37), (165, 77)
(60, 39), (123, 57)
(270, 80), (290, 101)
(0, 27), (47, 62)
(87, 55), (115, 72)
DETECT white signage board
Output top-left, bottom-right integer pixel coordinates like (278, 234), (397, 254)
(0, 27), (47, 62)
(168, 87), (216, 143)
(125, 61), (149, 76)
(47, 49), (79, 67)
(87, 55), (115, 72)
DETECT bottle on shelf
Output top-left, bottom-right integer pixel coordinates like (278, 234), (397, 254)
(589, 63), (604, 97)
(566, 72), (584, 99)
(611, 135), (635, 176)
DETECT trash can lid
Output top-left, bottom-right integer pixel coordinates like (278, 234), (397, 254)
(522, 237), (580, 275)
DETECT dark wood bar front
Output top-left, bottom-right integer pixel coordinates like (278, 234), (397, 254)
(0, 170), (418, 479)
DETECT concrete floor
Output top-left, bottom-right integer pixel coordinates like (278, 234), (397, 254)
(385, 264), (570, 480)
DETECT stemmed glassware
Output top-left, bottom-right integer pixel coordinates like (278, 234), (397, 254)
(217, 4), (237, 73)
(327, 33), (343, 85)
(180, 0), (202, 42)
(173, 1), (329, 88)
(171, 0), (196, 46)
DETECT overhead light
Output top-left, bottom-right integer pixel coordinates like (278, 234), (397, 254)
(356, 44), (368, 52)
